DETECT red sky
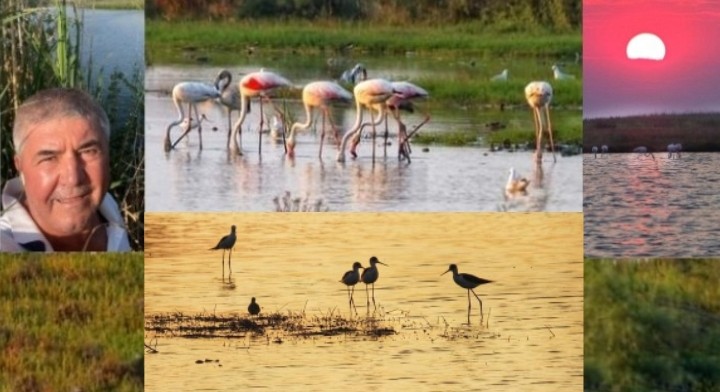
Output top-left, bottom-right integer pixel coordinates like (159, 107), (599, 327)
(584, 0), (720, 118)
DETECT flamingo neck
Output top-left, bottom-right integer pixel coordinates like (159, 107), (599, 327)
(289, 103), (314, 139)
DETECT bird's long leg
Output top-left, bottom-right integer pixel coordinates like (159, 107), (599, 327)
(533, 108), (543, 163)
(319, 109), (326, 159)
(258, 98), (265, 156)
(365, 283), (370, 311)
(544, 104), (556, 163)
(384, 111), (389, 159)
(471, 289), (484, 321)
(371, 282), (376, 308)
(226, 108), (233, 145)
(350, 286), (357, 315)
(371, 107), (380, 164)
(228, 247), (232, 276)
(222, 249), (225, 281)
(192, 103), (203, 150)
(467, 289), (472, 325)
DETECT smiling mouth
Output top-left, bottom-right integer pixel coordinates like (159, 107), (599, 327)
(54, 192), (91, 205)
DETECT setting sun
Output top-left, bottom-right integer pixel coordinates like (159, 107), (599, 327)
(627, 33), (666, 60)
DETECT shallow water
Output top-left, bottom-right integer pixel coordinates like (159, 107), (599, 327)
(144, 213), (583, 391)
(584, 152), (720, 257)
(144, 66), (581, 212)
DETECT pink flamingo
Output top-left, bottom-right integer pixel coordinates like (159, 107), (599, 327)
(337, 78), (395, 162)
(286, 81), (353, 159)
(228, 69), (292, 155)
(524, 81), (555, 163)
(164, 80), (221, 151)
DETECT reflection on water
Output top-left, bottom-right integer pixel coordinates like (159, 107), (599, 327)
(584, 152), (720, 257)
(145, 66), (582, 212)
(145, 213), (583, 391)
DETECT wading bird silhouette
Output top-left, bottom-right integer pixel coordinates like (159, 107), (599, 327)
(442, 264), (493, 324)
(209, 225), (237, 281)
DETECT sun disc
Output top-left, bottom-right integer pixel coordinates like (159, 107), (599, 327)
(627, 33), (666, 61)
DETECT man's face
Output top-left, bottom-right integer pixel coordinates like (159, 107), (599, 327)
(14, 116), (110, 238)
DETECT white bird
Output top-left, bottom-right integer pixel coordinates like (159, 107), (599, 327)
(601, 145), (609, 156)
(228, 69), (293, 155)
(490, 69), (508, 81)
(286, 81), (353, 159)
(506, 167), (530, 194)
(269, 114), (285, 142)
(634, 146), (656, 160)
(667, 143), (682, 159)
(337, 78), (395, 162)
(552, 64), (575, 80)
(214, 70), (241, 144)
(591, 146), (598, 158)
(164, 80), (221, 151)
(525, 81), (555, 163)
(340, 63), (367, 85)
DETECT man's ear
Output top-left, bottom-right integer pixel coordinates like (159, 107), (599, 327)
(13, 155), (25, 186)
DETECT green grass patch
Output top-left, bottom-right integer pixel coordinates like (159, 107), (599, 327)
(146, 19), (581, 59)
(585, 259), (720, 392)
(0, 253), (144, 392)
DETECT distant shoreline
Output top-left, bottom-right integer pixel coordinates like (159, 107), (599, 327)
(584, 112), (720, 153)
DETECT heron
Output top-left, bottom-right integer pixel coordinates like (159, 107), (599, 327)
(442, 264), (493, 324)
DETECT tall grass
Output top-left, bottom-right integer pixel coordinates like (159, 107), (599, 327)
(0, 0), (144, 249)
(585, 259), (720, 392)
(0, 253), (144, 391)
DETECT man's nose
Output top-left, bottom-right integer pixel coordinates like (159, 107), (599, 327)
(60, 153), (87, 185)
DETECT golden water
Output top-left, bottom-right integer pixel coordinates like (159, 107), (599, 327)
(145, 212), (582, 391)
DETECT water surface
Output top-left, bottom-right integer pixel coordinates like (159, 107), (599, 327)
(145, 65), (582, 212)
(145, 213), (583, 391)
(584, 152), (720, 257)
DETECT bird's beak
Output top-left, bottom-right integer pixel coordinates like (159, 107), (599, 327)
(441, 269), (450, 276)
(378, 261), (389, 267)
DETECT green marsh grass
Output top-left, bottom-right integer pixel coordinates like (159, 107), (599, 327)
(585, 259), (720, 392)
(0, 253), (144, 392)
(1, 0), (144, 249)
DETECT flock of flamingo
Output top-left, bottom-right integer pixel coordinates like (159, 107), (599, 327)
(209, 223), (493, 324)
(590, 143), (683, 159)
(163, 64), (560, 171)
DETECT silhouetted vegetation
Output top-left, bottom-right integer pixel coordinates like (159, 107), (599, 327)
(584, 113), (720, 152)
(585, 259), (720, 392)
(146, 0), (581, 32)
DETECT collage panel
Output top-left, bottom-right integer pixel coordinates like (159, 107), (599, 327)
(144, 2), (582, 213)
(144, 212), (583, 390)
(585, 258), (720, 391)
(0, 253), (144, 391)
(583, 0), (720, 257)
(0, 2), (144, 252)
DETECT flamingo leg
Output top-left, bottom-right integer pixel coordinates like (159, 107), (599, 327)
(544, 104), (556, 163)
(319, 109), (326, 159)
(192, 103), (203, 150)
(384, 112), (389, 158)
(258, 98), (265, 156)
(532, 107), (543, 163)
(324, 107), (341, 148)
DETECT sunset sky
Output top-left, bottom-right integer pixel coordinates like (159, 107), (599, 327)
(584, 0), (720, 118)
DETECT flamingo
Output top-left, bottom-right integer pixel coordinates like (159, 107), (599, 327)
(667, 143), (682, 159)
(229, 69), (292, 155)
(442, 264), (493, 324)
(214, 70), (241, 144)
(505, 167), (530, 194)
(601, 145), (609, 156)
(490, 69), (509, 81)
(164, 80), (222, 151)
(634, 146), (656, 160)
(552, 64), (575, 80)
(286, 81), (353, 158)
(591, 146), (598, 158)
(525, 81), (555, 163)
(337, 78), (395, 162)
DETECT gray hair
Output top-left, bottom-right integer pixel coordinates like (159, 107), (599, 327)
(13, 88), (110, 154)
